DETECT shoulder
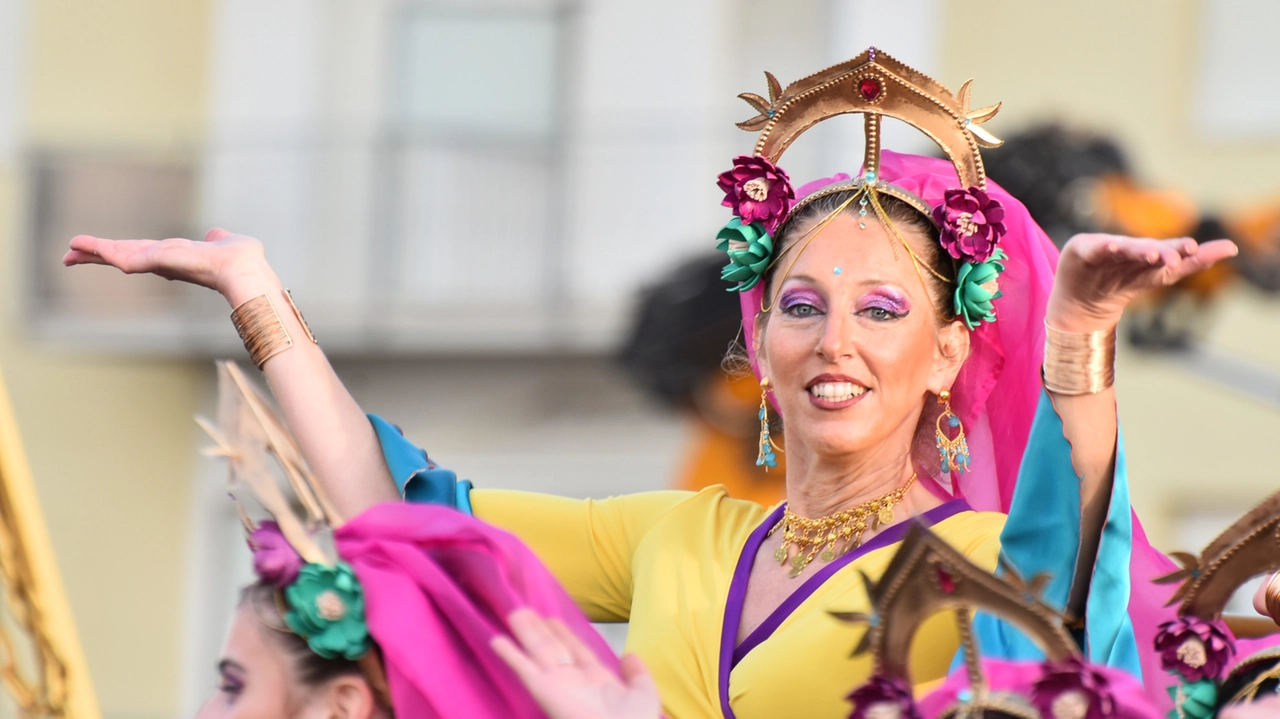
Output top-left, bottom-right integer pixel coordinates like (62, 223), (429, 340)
(652, 484), (774, 526)
(632, 485), (774, 551)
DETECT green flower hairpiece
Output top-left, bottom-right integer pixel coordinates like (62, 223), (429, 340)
(953, 248), (1006, 329)
(716, 217), (774, 292)
(283, 562), (372, 660)
(1167, 678), (1217, 719)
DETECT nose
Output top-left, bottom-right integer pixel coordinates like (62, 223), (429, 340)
(815, 310), (853, 361)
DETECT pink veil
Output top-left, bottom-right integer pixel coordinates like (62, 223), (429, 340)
(737, 150), (1059, 512)
(335, 503), (622, 718)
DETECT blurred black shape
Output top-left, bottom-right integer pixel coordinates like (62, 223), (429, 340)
(619, 253), (743, 409)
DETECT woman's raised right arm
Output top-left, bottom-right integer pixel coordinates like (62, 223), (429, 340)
(64, 229), (400, 521)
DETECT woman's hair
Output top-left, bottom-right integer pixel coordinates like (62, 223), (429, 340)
(240, 582), (364, 688)
(764, 190), (958, 320)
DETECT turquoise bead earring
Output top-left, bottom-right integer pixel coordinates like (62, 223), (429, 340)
(756, 378), (779, 469)
(935, 389), (970, 474)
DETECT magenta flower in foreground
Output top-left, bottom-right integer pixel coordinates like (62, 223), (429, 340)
(1030, 657), (1114, 719)
(932, 187), (1006, 263)
(250, 520), (304, 588)
(716, 154), (795, 232)
(846, 674), (921, 719)
(1154, 616), (1235, 683)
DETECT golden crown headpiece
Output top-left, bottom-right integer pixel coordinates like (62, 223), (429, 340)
(717, 48), (1010, 329)
(741, 46), (1002, 196)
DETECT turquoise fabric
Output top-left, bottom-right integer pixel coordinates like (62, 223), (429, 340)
(368, 414), (473, 514)
(965, 389), (1141, 679)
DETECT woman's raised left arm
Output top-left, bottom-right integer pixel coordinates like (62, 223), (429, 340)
(1045, 234), (1237, 613)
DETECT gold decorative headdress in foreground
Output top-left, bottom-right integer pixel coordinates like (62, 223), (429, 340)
(0, 370), (100, 718)
(200, 361), (390, 705)
(834, 525), (1075, 718)
(1154, 490), (1280, 710)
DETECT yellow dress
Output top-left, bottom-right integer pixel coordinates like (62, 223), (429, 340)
(471, 486), (1004, 719)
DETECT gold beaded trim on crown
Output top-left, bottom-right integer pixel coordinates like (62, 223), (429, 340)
(738, 46), (1002, 191)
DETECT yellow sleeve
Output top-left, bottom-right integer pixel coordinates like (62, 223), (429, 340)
(471, 488), (695, 622)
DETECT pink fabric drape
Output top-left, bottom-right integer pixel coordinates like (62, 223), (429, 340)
(918, 658), (1162, 719)
(336, 503), (621, 718)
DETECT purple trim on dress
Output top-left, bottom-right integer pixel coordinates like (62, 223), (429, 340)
(715, 499), (971, 719)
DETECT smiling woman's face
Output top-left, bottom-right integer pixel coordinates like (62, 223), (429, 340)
(757, 210), (967, 463)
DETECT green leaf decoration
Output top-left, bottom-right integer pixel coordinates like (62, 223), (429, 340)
(716, 217), (774, 292)
(953, 248), (1007, 329)
(283, 561), (372, 660)
(1166, 677), (1217, 719)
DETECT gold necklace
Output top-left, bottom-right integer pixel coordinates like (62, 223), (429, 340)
(769, 473), (917, 578)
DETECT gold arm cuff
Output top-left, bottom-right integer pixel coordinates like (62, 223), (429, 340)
(283, 289), (317, 344)
(230, 294), (293, 370)
(1042, 322), (1116, 396)
(1265, 573), (1280, 626)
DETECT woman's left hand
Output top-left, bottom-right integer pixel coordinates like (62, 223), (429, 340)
(491, 609), (662, 719)
(1046, 235), (1238, 333)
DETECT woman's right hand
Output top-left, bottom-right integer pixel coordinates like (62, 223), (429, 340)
(492, 609), (661, 719)
(64, 228), (279, 304)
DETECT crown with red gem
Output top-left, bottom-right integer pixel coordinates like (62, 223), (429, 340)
(739, 46), (1002, 193)
(716, 48), (1011, 329)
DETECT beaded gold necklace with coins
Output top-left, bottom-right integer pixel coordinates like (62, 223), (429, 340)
(770, 473), (917, 578)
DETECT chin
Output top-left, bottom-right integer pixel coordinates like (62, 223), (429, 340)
(791, 423), (875, 458)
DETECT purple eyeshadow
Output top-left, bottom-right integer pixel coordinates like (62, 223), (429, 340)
(778, 287), (825, 311)
(860, 289), (910, 315)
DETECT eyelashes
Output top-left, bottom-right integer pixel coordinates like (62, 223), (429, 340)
(778, 289), (826, 313)
(857, 291), (910, 317)
(776, 286), (910, 321)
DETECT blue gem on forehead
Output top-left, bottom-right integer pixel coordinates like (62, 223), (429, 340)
(833, 267), (842, 274)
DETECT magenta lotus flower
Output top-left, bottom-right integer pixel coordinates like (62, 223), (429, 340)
(846, 674), (921, 719)
(250, 521), (304, 588)
(931, 187), (1007, 263)
(716, 154), (795, 233)
(1154, 617), (1235, 683)
(1030, 657), (1114, 719)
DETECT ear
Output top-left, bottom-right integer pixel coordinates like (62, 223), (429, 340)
(931, 321), (971, 392)
(752, 312), (771, 380)
(325, 676), (381, 719)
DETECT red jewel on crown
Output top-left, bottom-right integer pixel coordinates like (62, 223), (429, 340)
(858, 77), (882, 102)
(936, 565), (956, 594)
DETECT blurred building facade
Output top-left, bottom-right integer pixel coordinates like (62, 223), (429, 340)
(1, 1), (1280, 717)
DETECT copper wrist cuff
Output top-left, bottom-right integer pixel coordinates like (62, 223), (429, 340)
(230, 294), (293, 369)
(1042, 322), (1116, 396)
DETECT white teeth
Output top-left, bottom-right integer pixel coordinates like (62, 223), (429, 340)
(808, 382), (866, 401)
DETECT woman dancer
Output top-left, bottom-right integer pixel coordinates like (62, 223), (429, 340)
(66, 50), (1236, 717)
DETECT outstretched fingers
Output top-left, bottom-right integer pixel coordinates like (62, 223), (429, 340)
(546, 617), (614, 682)
(506, 607), (575, 669)
(491, 633), (540, 682)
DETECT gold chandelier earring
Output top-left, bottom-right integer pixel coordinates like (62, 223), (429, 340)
(935, 390), (970, 475)
(756, 378), (780, 469)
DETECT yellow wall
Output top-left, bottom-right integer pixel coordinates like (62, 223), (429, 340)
(3, 1), (211, 717)
(941, 0), (1280, 548)
(942, 0), (1280, 208)
(26, 0), (210, 147)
